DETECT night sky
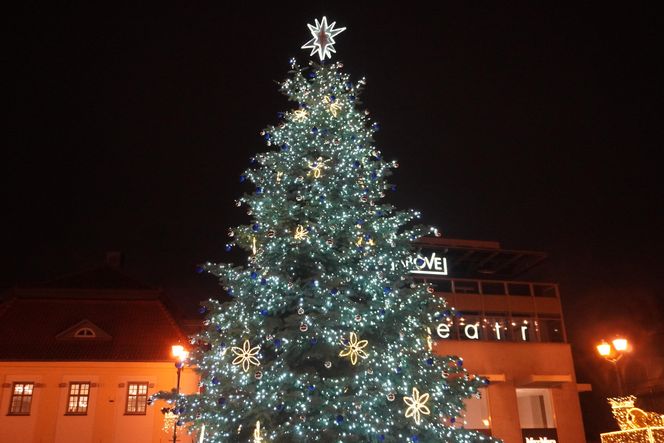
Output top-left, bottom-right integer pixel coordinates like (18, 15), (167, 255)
(4, 3), (663, 437)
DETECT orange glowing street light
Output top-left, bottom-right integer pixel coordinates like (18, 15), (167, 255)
(172, 344), (188, 361)
(169, 344), (188, 443)
(596, 336), (630, 396)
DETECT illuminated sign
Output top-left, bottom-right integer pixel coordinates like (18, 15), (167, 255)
(400, 250), (448, 276)
(435, 320), (532, 342)
(522, 429), (558, 443)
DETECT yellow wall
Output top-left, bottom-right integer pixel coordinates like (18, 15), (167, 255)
(0, 361), (198, 443)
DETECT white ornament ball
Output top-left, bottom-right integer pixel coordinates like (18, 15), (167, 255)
(324, 361), (332, 369)
(254, 371), (263, 380)
(299, 323), (308, 332)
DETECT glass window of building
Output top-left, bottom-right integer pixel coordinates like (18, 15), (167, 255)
(484, 313), (510, 341)
(66, 382), (90, 415)
(456, 389), (491, 431)
(539, 317), (564, 343)
(429, 279), (452, 293)
(533, 284), (557, 297)
(9, 382), (34, 415)
(453, 280), (479, 294)
(508, 283), (531, 296)
(516, 388), (555, 429)
(458, 312), (482, 340)
(481, 281), (506, 295)
(125, 382), (149, 415)
(511, 315), (534, 342)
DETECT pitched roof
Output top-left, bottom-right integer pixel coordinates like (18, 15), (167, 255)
(27, 265), (157, 290)
(0, 268), (187, 362)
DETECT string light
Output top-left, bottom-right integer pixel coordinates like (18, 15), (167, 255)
(151, 18), (494, 442)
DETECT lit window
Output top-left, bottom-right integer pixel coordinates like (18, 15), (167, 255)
(74, 328), (96, 338)
(9, 382), (34, 415)
(125, 382), (149, 415)
(66, 382), (90, 415)
(516, 388), (556, 429)
(456, 389), (491, 431)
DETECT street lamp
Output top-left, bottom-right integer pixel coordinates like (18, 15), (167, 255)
(171, 344), (188, 443)
(596, 337), (630, 395)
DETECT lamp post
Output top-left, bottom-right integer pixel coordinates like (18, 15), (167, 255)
(171, 344), (188, 443)
(596, 337), (629, 396)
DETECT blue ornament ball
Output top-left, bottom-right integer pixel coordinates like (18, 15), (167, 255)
(335, 415), (344, 424)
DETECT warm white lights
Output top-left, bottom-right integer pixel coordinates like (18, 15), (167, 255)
(231, 340), (261, 372)
(338, 332), (369, 365)
(403, 387), (431, 425)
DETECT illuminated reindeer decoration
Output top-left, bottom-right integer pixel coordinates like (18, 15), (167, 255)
(601, 396), (664, 443)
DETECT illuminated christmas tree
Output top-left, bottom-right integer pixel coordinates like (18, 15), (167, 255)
(161, 17), (496, 443)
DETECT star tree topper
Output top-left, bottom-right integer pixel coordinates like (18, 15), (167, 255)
(301, 16), (346, 61)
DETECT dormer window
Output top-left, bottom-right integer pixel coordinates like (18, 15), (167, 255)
(74, 328), (96, 338)
(56, 320), (111, 342)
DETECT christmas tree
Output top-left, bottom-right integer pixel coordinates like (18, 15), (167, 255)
(160, 17), (496, 443)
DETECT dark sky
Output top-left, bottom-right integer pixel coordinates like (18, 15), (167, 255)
(4, 3), (663, 437)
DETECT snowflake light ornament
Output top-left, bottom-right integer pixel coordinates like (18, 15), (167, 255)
(301, 16), (346, 61)
(231, 340), (261, 372)
(339, 332), (369, 365)
(403, 387), (431, 425)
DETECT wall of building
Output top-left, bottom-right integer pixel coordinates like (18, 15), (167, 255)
(436, 341), (586, 443)
(0, 361), (199, 443)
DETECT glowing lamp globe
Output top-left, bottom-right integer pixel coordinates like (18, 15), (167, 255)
(612, 338), (628, 352)
(172, 345), (186, 360)
(597, 341), (612, 357)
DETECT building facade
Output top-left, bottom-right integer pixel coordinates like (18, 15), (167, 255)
(0, 265), (198, 443)
(413, 237), (588, 443)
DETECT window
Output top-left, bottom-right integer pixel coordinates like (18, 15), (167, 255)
(66, 382), (90, 415)
(507, 283), (531, 296)
(516, 388), (555, 429)
(125, 382), (149, 415)
(9, 382), (34, 415)
(74, 328), (96, 338)
(481, 281), (506, 295)
(453, 280), (479, 294)
(539, 317), (564, 343)
(456, 389), (491, 430)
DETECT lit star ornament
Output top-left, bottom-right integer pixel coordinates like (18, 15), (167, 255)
(403, 387), (431, 425)
(301, 16), (346, 61)
(231, 340), (261, 372)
